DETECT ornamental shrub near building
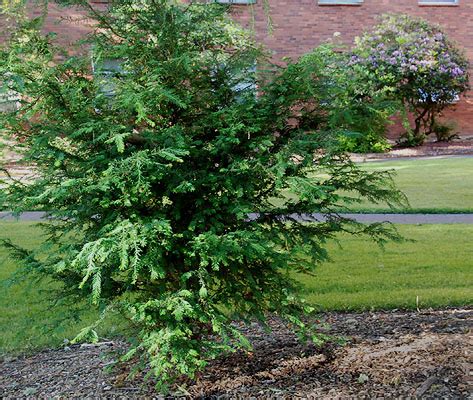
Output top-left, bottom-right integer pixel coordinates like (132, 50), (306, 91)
(352, 14), (470, 146)
(0, 0), (404, 391)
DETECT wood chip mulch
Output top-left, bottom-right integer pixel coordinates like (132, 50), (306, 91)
(1, 308), (472, 399)
(351, 137), (473, 162)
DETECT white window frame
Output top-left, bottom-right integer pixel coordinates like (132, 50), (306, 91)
(214, 0), (256, 4)
(0, 73), (20, 113)
(418, 0), (458, 5)
(318, 0), (363, 5)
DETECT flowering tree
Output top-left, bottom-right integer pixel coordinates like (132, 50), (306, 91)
(352, 14), (470, 145)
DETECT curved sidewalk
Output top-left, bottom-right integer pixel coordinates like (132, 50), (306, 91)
(2, 211), (473, 224)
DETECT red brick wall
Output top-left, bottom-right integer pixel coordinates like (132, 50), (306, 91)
(37, 3), (102, 52)
(231, 0), (473, 134)
(0, 2), (106, 54)
(1, 1), (472, 133)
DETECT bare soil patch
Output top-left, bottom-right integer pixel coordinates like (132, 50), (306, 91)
(1, 308), (471, 398)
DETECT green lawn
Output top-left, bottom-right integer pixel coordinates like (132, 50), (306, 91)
(0, 222), (120, 355)
(299, 224), (473, 311)
(348, 156), (473, 213)
(1, 221), (472, 354)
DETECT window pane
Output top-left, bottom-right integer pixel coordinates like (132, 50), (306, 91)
(418, 0), (458, 4)
(92, 58), (125, 98)
(214, 0), (256, 4)
(318, 0), (363, 5)
(0, 74), (20, 113)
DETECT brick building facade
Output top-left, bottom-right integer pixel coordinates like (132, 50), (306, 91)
(1, 0), (472, 132)
(231, 0), (473, 134)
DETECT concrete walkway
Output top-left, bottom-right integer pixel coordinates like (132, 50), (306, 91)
(2, 211), (473, 224)
(356, 154), (473, 163)
(291, 213), (473, 224)
(0, 212), (48, 221)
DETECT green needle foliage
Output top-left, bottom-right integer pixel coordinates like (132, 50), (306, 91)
(0, 0), (405, 390)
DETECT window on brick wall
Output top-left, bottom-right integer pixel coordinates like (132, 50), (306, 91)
(214, 0), (256, 4)
(231, 63), (257, 99)
(0, 74), (20, 113)
(92, 58), (125, 98)
(211, 61), (257, 104)
(318, 0), (363, 5)
(418, 0), (459, 5)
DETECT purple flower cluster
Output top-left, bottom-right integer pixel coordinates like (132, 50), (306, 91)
(351, 14), (469, 106)
(357, 28), (467, 74)
(451, 67), (464, 77)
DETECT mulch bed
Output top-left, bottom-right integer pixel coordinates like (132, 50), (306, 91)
(351, 135), (473, 161)
(1, 308), (471, 398)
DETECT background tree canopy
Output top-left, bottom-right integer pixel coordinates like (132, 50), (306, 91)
(0, 0), (404, 391)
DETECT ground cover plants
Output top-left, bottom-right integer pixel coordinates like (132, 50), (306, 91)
(0, 0), (406, 390)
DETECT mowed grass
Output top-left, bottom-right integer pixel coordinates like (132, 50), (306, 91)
(349, 156), (473, 213)
(0, 222), (120, 355)
(1, 222), (472, 354)
(299, 224), (473, 311)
